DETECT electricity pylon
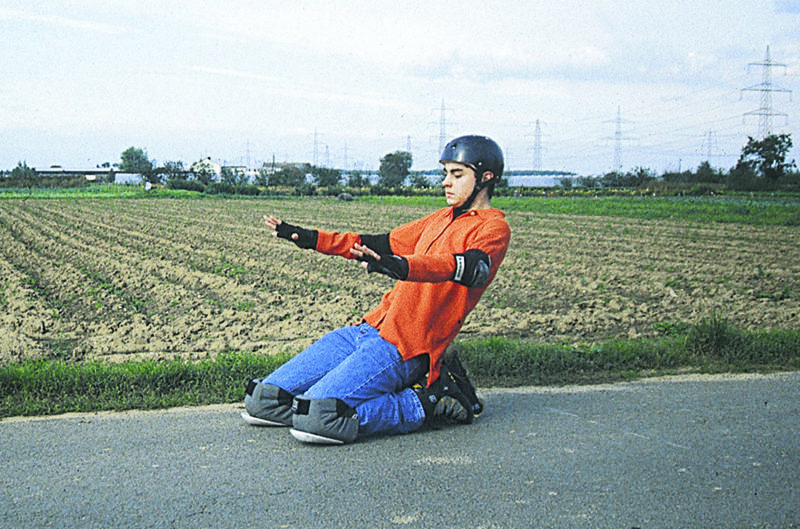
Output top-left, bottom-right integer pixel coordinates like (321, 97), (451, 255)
(742, 45), (792, 138)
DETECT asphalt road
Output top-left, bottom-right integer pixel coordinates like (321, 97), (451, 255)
(2, 372), (798, 529)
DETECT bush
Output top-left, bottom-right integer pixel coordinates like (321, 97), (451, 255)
(237, 184), (261, 196)
(167, 178), (205, 192)
(205, 181), (236, 195)
(294, 183), (317, 196)
(685, 313), (748, 365)
(687, 183), (717, 196)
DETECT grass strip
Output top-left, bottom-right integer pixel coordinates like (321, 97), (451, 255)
(361, 195), (800, 226)
(4, 188), (799, 226)
(1, 319), (798, 419)
(0, 352), (292, 419)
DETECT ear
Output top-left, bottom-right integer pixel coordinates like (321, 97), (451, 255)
(481, 171), (495, 184)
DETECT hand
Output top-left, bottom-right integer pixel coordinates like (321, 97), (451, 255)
(263, 215), (282, 234)
(350, 243), (380, 270)
(264, 215), (317, 249)
(351, 243), (409, 280)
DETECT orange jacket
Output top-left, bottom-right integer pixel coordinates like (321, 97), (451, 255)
(315, 207), (510, 385)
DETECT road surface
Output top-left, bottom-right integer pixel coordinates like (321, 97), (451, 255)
(2, 372), (798, 528)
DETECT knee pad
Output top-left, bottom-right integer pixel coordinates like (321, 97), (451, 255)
(244, 380), (294, 426)
(291, 397), (359, 444)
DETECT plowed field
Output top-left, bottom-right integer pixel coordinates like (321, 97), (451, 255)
(1, 198), (798, 363)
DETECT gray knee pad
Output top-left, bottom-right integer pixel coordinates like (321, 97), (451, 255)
(292, 397), (359, 444)
(244, 380), (294, 426)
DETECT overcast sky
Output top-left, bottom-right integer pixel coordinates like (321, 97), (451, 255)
(2, 0), (799, 175)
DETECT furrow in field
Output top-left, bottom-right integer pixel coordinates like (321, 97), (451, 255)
(0, 241), (71, 361)
(3, 201), (369, 360)
(2, 198), (797, 362)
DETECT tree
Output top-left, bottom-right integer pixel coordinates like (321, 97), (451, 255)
(409, 172), (431, 188)
(378, 151), (412, 187)
(120, 146), (153, 175)
(158, 161), (186, 184)
(10, 161), (36, 181)
(312, 166), (342, 187)
(255, 163), (270, 186)
(738, 134), (796, 181)
(694, 161), (723, 183)
(347, 170), (370, 188)
(220, 167), (249, 187)
(270, 164), (308, 186)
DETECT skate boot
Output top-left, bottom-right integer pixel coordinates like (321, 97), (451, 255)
(442, 349), (484, 417)
(412, 364), (475, 425)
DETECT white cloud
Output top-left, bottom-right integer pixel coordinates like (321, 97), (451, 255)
(0, 7), (128, 34)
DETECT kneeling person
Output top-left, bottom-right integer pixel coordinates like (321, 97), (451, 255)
(242, 135), (510, 444)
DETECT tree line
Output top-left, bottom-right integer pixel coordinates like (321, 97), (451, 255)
(559, 134), (798, 194)
(3, 134), (797, 195)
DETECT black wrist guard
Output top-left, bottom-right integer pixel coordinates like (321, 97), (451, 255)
(453, 249), (491, 288)
(276, 221), (318, 250)
(361, 254), (409, 281)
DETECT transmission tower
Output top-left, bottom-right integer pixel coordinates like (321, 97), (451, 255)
(313, 129), (320, 166)
(439, 100), (448, 154)
(705, 131), (717, 161)
(432, 99), (456, 154)
(532, 120), (542, 171)
(604, 106), (633, 171)
(614, 107), (623, 170)
(741, 45), (792, 138)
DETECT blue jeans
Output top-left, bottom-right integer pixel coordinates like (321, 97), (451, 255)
(263, 323), (428, 437)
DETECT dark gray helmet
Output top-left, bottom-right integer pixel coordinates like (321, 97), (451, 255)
(439, 135), (504, 178)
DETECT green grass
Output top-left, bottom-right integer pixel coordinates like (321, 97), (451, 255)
(363, 195), (800, 226)
(496, 196), (800, 226)
(0, 352), (292, 418)
(2, 318), (798, 419)
(0, 184), (205, 199)
(4, 186), (799, 226)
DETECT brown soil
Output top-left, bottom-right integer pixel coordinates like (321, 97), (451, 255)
(1, 198), (797, 363)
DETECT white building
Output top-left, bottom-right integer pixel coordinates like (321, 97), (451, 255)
(190, 157), (222, 177)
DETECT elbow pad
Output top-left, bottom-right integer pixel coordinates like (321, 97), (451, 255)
(453, 250), (491, 288)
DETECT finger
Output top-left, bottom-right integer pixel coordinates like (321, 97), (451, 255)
(359, 244), (380, 260)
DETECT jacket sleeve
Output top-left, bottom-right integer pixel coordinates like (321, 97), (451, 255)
(405, 219), (510, 285)
(315, 230), (362, 258)
(315, 212), (434, 258)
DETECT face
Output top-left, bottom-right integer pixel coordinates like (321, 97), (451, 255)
(441, 162), (478, 208)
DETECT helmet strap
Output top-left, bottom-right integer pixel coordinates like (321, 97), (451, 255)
(453, 171), (488, 218)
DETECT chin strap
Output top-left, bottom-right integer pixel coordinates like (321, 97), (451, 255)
(453, 174), (489, 218)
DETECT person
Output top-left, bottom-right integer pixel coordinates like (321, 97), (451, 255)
(242, 135), (511, 444)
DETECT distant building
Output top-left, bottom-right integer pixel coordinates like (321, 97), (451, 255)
(190, 157), (222, 177)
